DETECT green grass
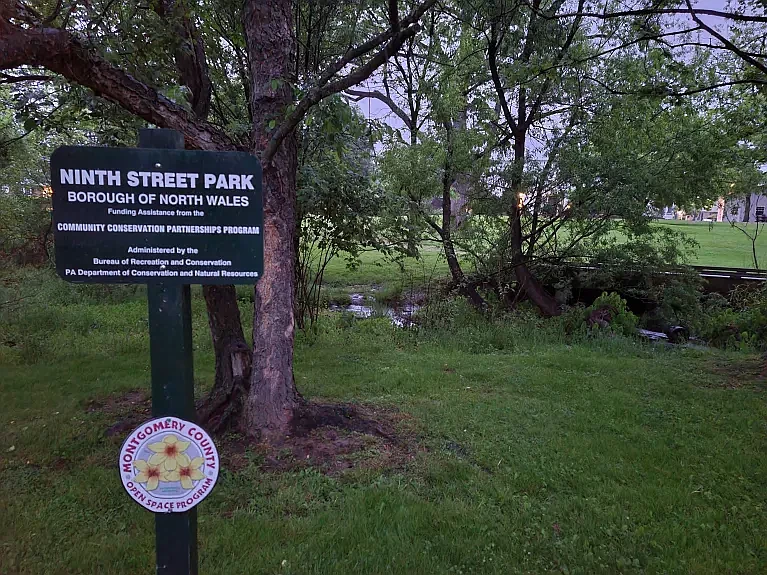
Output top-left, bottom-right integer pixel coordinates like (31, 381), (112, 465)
(321, 245), (449, 288)
(1, 270), (766, 574)
(656, 221), (767, 269)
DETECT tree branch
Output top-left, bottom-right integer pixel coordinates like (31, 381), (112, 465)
(0, 71), (52, 83)
(684, 0), (767, 76)
(312, 0), (437, 92)
(488, 22), (520, 138)
(583, 71), (767, 97)
(262, 0), (439, 164)
(544, 6), (767, 24)
(344, 88), (413, 129)
(153, 0), (213, 118)
(389, 0), (399, 33)
(41, 0), (64, 26)
(0, 17), (236, 152)
(526, 0), (584, 127)
(0, 99), (66, 150)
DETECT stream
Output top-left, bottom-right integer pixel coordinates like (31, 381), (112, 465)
(329, 293), (420, 327)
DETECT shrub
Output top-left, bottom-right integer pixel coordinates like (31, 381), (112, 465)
(584, 292), (638, 337)
(0, 193), (52, 267)
(699, 285), (767, 350)
(373, 284), (404, 305)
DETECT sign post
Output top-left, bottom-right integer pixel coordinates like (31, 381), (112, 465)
(142, 129), (198, 575)
(50, 129), (263, 575)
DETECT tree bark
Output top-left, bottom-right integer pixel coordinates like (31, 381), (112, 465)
(242, 0), (303, 441)
(197, 285), (252, 431)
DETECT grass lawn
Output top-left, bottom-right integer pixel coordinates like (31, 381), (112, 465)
(1, 273), (766, 574)
(656, 221), (767, 269)
(321, 245), (449, 288)
(320, 221), (767, 297)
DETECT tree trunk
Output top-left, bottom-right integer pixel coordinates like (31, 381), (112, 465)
(509, 132), (559, 317)
(242, 0), (303, 441)
(442, 184), (485, 310)
(441, 120), (485, 310)
(197, 285), (252, 431)
(509, 204), (559, 316)
(151, 6), (252, 431)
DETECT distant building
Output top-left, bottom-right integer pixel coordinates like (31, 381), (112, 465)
(659, 193), (767, 223)
(721, 193), (767, 223)
(696, 197), (725, 222)
(656, 205), (692, 220)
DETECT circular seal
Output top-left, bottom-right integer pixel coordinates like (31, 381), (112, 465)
(118, 417), (219, 513)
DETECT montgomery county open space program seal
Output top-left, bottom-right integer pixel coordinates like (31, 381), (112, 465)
(119, 417), (218, 513)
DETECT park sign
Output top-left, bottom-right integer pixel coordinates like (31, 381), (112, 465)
(50, 145), (263, 284)
(49, 130), (258, 574)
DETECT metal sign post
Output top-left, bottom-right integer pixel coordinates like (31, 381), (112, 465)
(50, 129), (263, 575)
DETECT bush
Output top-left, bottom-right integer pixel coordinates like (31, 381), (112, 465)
(319, 288), (353, 307)
(373, 284), (404, 305)
(560, 304), (590, 336)
(584, 292), (638, 337)
(418, 297), (486, 331)
(699, 285), (767, 350)
(639, 275), (704, 333)
(0, 193), (52, 266)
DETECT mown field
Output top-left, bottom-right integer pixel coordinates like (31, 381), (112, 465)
(1, 264), (765, 574)
(656, 221), (767, 269)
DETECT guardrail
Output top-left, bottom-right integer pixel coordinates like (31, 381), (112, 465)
(565, 263), (766, 294)
(692, 266), (767, 279)
(690, 266), (766, 293)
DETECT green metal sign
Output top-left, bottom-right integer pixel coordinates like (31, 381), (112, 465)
(50, 145), (263, 284)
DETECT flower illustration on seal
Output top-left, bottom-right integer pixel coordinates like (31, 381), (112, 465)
(166, 455), (205, 489)
(147, 434), (191, 471)
(133, 460), (169, 491)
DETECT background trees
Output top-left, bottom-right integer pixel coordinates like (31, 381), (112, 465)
(366, 0), (767, 310)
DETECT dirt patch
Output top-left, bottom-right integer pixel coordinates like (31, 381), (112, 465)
(84, 389), (151, 436)
(216, 434), (252, 473)
(258, 402), (422, 475)
(706, 355), (767, 390)
(88, 392), (421, 476)
(291, 402), (401, 442)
